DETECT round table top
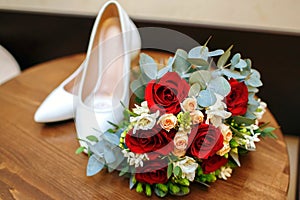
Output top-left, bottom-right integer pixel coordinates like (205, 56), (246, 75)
(0, 51), (289, 199)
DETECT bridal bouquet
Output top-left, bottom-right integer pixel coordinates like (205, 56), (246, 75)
(76, 41), (276, 197)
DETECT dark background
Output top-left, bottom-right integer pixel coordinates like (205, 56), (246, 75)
(0, 10), (299, 135)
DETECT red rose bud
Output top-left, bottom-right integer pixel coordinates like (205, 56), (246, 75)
(145, 72), (190, 115)
(187, 124), (224, 160)
(201, 155), (228, 174)
(225, 78), (248, 116)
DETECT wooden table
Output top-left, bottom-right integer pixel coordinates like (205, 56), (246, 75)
(0, 52), (289, 199)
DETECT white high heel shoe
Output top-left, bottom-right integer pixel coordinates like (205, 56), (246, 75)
(75, 1), (140, 148)
(34, 62), (84, 123)
(34, 1), (140, 124)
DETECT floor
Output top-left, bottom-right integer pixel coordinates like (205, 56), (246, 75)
(284, 135), (299, 200)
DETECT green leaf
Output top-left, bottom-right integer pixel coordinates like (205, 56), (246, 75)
(189, 70), (211, 90)
(197, 89), (217, 107)
(217, 45), (233, 68)
(173, 166), (181, 177)
(232, 116), (255, 126)
(167, 163), (173, 179)
(188, 83), (200, 97)
(207, 76), (231, 97)
(75, 146), (85, 154)
(86, 135), (99, 142)
(261, 127), (277, 139)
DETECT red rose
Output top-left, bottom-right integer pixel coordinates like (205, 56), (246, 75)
(225, 78), (248, 116)
(145, 72), (190, 115)
(201, 154), (228, 174)
(135, 160), (168, 184)
(125, 125), (176, 155)
(187, 124), (224, 160)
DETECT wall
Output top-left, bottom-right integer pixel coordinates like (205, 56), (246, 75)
(0, 3), (299, 136)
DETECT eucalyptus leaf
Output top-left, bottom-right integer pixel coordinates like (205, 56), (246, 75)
(217, 45), (233, 68)
(130, 77), (145, 99)
(186, 58), (209, 67)
(172, 49), (191, 75)
(207, 76), (231, 97)
(103, 132), (120, 146)
(189, 70), (211, 90)
(208, 49), (224, 57)
(139, 53), (158, 79)
(244, 110), (257, 120)
(247, 86), (259, 93)
(157, 65), (172, 78)
(188, 46), (209, 61)
(188, 83), (201, 97)
(197, 90), (217, 107)
(86, 154), (105, 176)
(104, 146), (116, 164)
(222, 69), (247, 80)
(246, 69), (263, 87)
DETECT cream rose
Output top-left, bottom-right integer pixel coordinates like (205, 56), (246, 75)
(173, 156), (198, 181)
(190, 110), (204, 124)
(216, 141), (231, 156)
(220, 124), (232, 142)
(172, 148), (186, 157)
(181, 97), (197, 112)
(173, 131), (189, 151)
(157, 114), (177, 132)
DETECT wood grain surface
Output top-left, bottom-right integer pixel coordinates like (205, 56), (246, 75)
(0, 51), (289, 200)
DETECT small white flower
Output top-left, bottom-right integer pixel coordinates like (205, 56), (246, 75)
(173, 156), (198, 181)
(244, 133), (261, 151)
(218, 166), (232, 180)
(132, 101), (150, 115)
(157, 113), (177, 131)
(130, 111), (159, 134)
(122, 149), (149, 168)
(205, 94), (231, 127)
(254, 99), (267, 120)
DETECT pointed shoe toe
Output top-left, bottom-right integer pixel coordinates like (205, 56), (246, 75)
(34, 87), (77, 123)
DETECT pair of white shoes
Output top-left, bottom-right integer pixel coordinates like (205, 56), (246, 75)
(34, 1), (141, 148)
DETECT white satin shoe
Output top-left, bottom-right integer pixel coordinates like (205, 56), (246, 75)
(34, 1), (140, 124)
(34, 61), (84, 123)
(75, 1), (140, 148)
